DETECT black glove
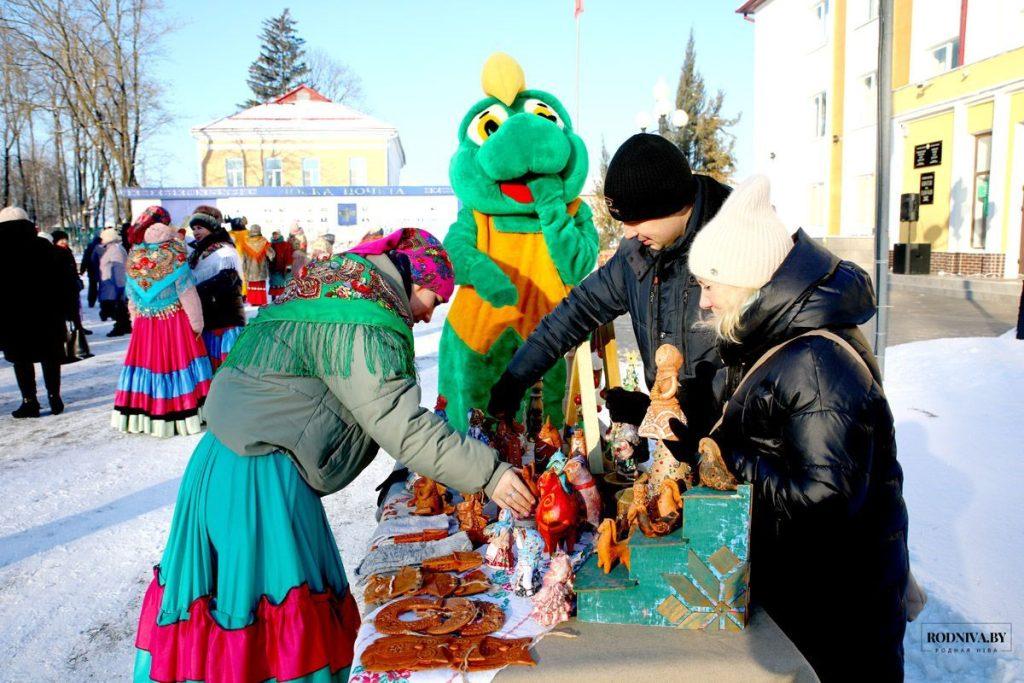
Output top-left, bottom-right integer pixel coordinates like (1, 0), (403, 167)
(604, 387), (651, 425)
(488, 370), (532, 420)
(664, 417), (699, 469)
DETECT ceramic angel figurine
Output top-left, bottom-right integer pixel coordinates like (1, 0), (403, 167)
(512, 525), (544, 597)
(531, 551), (574, 627)
(638, 344), (686, 441)
(484, 509), (515, 570)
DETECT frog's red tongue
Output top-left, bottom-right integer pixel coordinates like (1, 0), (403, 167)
(499, 182), (533, 203)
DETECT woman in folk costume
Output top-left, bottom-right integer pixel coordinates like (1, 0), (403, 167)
(187, 205), (246, 371)
(113, 223), (212, 437)
(289, 223), (310, 277)
(99, 227), (133, 337)
(241, 223), (274, 305)
(132, 227), (535, 683)
(268, 229), (293, 299)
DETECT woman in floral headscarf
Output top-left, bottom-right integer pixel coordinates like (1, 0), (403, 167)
(133, 228), (536, 683)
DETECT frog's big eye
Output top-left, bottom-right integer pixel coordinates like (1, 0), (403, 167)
(524, 98), (564, 129)
(467, 105), (509, 145)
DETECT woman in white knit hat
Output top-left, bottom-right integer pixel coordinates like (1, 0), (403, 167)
(683, 176), (910, 680)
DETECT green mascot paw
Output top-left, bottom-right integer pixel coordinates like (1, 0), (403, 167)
(474, 260), (520, 307)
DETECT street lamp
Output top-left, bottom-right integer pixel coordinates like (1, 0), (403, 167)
(635, 77), (688, 135)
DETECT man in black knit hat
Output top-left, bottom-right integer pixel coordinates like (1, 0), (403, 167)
(489, 133), (731, 462)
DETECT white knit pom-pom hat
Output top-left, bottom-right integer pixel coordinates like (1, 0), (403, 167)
(688, 174), (793, 290)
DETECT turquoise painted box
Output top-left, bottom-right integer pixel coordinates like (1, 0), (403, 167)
(575, 484), (752, 631)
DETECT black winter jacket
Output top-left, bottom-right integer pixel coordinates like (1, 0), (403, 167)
(0, 221), (68, 363)
(715, 230), (909, 681)
(506, 174), (731, 437)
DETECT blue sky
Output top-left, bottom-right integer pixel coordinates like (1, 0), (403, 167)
(141, 0), (754, 187)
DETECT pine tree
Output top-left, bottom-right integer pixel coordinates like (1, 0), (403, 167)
(242, 9), (309, 108)
(664, 30), (740, 183)
(592, 138), (622, 250)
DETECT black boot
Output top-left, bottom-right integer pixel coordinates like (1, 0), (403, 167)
(12, 398), (41, 418)
(49, 394), (64, 416)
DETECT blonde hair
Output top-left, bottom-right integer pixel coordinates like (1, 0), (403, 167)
(699, 285), (760, 344)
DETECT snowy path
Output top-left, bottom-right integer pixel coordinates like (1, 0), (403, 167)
(0, 295), (1021, 681)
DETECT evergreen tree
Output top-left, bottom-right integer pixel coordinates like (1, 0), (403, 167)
(664, 30), (740, 183)
(592, 138), (622, 250)
(243, 9), (309, 108)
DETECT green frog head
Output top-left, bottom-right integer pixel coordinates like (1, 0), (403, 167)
(449, 53), (589, 215)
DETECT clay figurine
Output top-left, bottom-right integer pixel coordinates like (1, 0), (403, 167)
(525, 381), (545, 441)
(626, 473), (671, 538)
(434, 395), (449, 421)
(531, 551), (575, 627)
(493, 418), (526, 468)
(647, 440), (692, 494)
(638, 344), (686, 441)
(622, 350), (642, 392)
(608, 421), (642, 480)
(563, 454), (602, 528)
(533, 417), (562, 470)
(410, 476), (448, 516)
(467, 408), (491, 445)
(698, 436), (739, 491)
(455, 492), (489, 546)
(484, 509), (515, 570)
(596, 518), (631, 574)
(535, 467), (581, 554)
(511, 525), (544, 597)
(569, 425), (587, 459)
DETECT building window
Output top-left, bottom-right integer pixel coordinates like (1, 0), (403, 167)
(928, 38), (961, 77)
(864, 0), (879, 23)
(971, 132), (992, 249)
(814, 1), (830, 43)
(349, 156), (368, 185)
(225, 158), (244, 187)
(813, 91), (827, 137)
(301, 157), (320, 186)
(263, 157), (282, 187)
(858, 72), (876, 125)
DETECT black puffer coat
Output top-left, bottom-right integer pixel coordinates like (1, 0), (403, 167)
(506, 174), (731, 436)
(0, 220), (68, 363)
(714, 230), (909, 681)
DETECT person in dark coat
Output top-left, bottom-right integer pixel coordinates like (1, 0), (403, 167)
(80, 232), (101, 308)
(0, 207), (68, 417)
(51, 229), (93, 362)
(488, 133), (731, 460)
(685, 176), (909, 681)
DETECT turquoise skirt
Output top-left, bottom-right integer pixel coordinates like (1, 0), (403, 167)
(133, 432), (360, 682)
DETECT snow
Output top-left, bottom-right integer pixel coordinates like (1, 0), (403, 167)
(0, 292), (1021, 681)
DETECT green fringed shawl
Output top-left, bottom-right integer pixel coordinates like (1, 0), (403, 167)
(222, 255), (416, 379)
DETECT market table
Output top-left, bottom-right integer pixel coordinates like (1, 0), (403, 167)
(497, 607), (819, 682)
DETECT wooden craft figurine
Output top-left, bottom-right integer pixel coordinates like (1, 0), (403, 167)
(596, 518), (631, 574)
(410, 476), (448, 516)
(526, 382), (545, 441)
(654, 479), (683, 527)
(535, 466), (581, 554)
(698, 436), (739, 491)
(607, 421), (642, 480)
(563, 453), (601, 528)
(625, 473), (672, 538)
(364, 566), (424, 605)
(455, 492), (489, 546)
(484, 509), (515, 570)
(533, 417), (562, 469)
(518, 463), (541, 507)
(638, 344), (686, 441)
(493, 419), (526, 468)
(466, 408), (491, 445)
(422, 551), (484, 573)
(531, 551), (575, 627)
(511, 525), (544, 596)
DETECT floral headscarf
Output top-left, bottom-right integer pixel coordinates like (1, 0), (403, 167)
(347, 227), (455, 302)
(127, 205), (172, 246)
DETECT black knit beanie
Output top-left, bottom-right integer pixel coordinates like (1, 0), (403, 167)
(189, 204), (223, 232)
(604, 133), (696, 222)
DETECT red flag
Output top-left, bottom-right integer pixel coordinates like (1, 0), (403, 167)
(574, 0), (584, 18)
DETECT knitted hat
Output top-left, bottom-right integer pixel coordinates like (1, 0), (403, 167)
(248, 223), (262, 237)
(100, 227), (120, 244)
(688, 175), (793, 290)
(52, 229), (69, 243)
(188, 204), (223, 232)
(604, 134), (696, 222)
(0, 206), (30, 225)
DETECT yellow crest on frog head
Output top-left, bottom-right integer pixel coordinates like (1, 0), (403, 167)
(481, 52), (525, 106)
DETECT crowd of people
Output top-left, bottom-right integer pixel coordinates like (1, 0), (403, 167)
(1, 134), (928, 681)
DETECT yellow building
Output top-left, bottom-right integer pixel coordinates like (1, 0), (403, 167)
(191, 85), (405, 188)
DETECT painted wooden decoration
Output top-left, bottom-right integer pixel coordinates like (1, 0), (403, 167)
(575, 484), (753, 631)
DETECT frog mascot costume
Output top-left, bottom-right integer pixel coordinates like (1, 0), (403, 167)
(439, 53), (598, 432)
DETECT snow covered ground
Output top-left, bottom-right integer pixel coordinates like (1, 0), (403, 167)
(0, 294), (1021, 681)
